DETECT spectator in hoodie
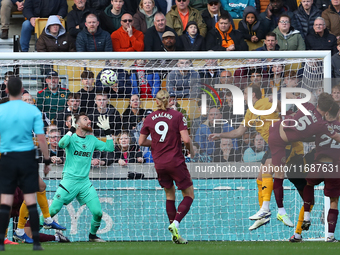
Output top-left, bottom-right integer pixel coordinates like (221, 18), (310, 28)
(179, 21), (205, 51)
(305, 17), (337, 55)
(259, 0), (294, 35)
(272, 14), (305, 50)
(238, 6), (265, 42)
(76, 13), (113, 51)
(20, 0), (68, 52)
(133, 0), (158, 34)
(201, 0), (234, 32)
(36, 15), (75, 52)
(205, 14), (248, 51)
(293, 0), (321, 40)
(67, 0), (94, 40)
(98, 0), (127, 34)
(111, 13), (144, 51)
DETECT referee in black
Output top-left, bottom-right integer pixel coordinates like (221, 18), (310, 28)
(0, 77), (51, 251)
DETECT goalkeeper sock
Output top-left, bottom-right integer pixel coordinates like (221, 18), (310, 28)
(273, 178), (284, 208)
(166, 200), (176, 223)
(27, 204), (40, 245)
(18, 201), (29, 229)
(256, 179), (263, 208)
(87, 198), (102, 235)
(174, 196), (193, 223)
(0, 205), (11, 244)
(37, 190), (51, 219)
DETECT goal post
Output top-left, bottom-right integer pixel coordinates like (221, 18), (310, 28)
(0, 51), (332, 242)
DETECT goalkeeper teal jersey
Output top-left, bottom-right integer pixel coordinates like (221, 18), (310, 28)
(59, 133), (114, 180)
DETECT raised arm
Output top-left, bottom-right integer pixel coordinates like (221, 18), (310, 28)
(209, 124), (248, 141)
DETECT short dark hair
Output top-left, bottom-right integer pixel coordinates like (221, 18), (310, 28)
(219, 14), (230, 21)
(7, 77), (22, 97)
(279, 14), (290, 23)
(67, 92), (80, 100)
(266, 32), (276, 40)
(81, 70), (94, 79)
(328, 102), (339, 118)
(318, 92), (335, 112)
(0, 97), (9, 104)
(249, 68), (263, 76)
(75, 112), (88, 123)
(4, 71), (14, 80)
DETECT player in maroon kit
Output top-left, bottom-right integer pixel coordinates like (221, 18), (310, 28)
(268, 93), (340, 223)
(302, 102), (340, 242)
(139, 90), (195, 244)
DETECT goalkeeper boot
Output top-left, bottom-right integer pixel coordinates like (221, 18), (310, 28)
(301, 220), (311, 231)
(176, 236), (188, 244)
(13, 232), (33, 244)
(89, 233), (106, 243)
(56, 232), (70, 243)
(289, 235), (302, 243)
(326, 236), (338, 242)
(249, 209), (271, 220)
(249, 215), (270, 230)
(43, 220), (66, 231)
(277, 213), (294, 227)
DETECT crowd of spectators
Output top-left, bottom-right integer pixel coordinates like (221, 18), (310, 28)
(2, 0), (340, 165)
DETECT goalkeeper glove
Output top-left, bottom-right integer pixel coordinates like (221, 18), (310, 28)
(70, 115), (78, 133)
(97, 115), (111, 136)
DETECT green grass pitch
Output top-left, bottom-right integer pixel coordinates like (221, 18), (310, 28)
(2, 241), (339, 255)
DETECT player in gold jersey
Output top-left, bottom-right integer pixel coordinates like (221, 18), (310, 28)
(209, 85), (285, 230)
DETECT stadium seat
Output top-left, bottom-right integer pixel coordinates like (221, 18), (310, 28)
(67, 0), (74, 13)
(245, 39), (264, 51)
(234, 19), (241, 30)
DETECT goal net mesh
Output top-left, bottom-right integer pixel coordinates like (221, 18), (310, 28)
(1, 56), (326, 241)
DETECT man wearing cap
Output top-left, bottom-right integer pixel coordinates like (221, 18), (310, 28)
(36, 70), (69, 121)
(161, 31), (178, 51)
(166, 0), (207, 37)
(111, 13), (144, 52)
(144, 12), (182, 51)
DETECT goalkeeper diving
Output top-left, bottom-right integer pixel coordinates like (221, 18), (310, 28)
(40, 113), (114, 242)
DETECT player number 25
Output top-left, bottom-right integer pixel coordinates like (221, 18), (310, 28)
(155, 121), (169, 142)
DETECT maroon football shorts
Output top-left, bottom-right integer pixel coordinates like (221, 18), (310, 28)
(306, 161), (340, 197)
(155, 161), (193, 190)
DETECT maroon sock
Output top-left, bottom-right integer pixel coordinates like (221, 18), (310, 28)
(273, 178), (284, 208)
(174, 196), (193, 223)
(166, 200), (176, 224)
(303, 185), (314, 212)
(328, 209), (339, 234)
(39, 233), (55, 242)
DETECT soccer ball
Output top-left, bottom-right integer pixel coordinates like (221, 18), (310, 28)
(100, 70), (118, 86)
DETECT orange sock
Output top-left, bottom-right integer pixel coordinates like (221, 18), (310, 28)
(17, 201), (29, 229)
(295, 204), (314, 234)
(257, 179), (263, 207)
(37, 190), (50, 218)
(262, 174), (273, 202)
